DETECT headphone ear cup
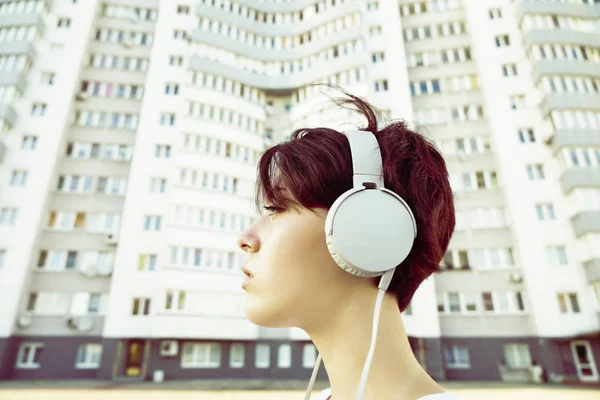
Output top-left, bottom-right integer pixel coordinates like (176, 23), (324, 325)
(326, 234), (380, 277)
(325, 188), (416, 277)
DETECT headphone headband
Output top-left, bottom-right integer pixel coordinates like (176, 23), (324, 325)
(342, 130), (384, 189)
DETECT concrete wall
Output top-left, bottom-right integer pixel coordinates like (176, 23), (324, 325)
(2, 336), (599, 382)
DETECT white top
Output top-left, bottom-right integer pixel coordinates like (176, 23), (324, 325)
(312, 388), (456, 399)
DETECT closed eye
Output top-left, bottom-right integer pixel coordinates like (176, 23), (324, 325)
(263, 206), (284, 215)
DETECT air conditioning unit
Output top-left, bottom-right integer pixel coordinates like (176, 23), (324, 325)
(0, 141), (5, 163)
(159, 340), (179, 357)
(456, 152), (466, 162)
(105, 233), (119, 246)
(67, 316), (94, 332)
(75, 91), (90, 101)
(79, 263), (97, 277)
(16, 312), (33, 328)
(509, 272), (523, 283)
(96, 263), (113, 277)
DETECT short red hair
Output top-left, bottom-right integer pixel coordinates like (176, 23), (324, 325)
(255, 90), (455, 311)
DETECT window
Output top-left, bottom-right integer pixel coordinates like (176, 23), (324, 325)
(482, 292), (494, 311)
(21, 135), (38, 150)
(0, 208), (17, 225)
(230, 343), (245, 368)
(143, 215), (162, 231)
(557, 292), (581, 314)
(41, 72), (55, 85)
(495, 35), (510, 47)
(518, 128), (536, 143)
(526, 164), (545, 181)
(16, 343), (43, 369)
(155, 145), (171, 158)
(177, 5), (190, 14)
(181, 342), (221, 368)
(502, 64), (517, 77)
(165, 83), (179, 96)
(9, 170), (28, 187)
(535, 203), (556, 221)
(57, 17), (71, 28)
(150, 178), (167, 193)
(165, 290), (185, 310)
(371, 52), (385, 63)
(448, 292), (461, 313)
(504, 344), (531, 368)
(368, 25), (382, 36)
(0, 249), (5, 269)
(444, 345), (470, 368)
(169, 55), (184, 66)
(302, 344), (317, 368)
(374, 79), (389, 92)
(31, 103), (47, 116)
(546, 246), (568, 266)
(255, 343), (270, 368)
(367, 1), (379, 11)
(278, 344), (292, 368)
(131, 297), (151, 315)
(510, 95), (526, 110)
(160, 113), (176, 126)
(137, 254), (157, 271)
(75, 344), (103, 369)
(489, 8), (502, 19)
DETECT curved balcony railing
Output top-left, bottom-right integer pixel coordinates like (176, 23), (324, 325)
(189, 51), (365, 92)
(196, 0), (360, 36)
(191, 26), (360, 62)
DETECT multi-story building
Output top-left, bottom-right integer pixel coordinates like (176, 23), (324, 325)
(0, 0), (598, 385)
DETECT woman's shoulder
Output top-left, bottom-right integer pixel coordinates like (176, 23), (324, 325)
(312, 388), (455, 400)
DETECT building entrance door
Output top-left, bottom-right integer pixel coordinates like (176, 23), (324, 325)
(571, 340), (598, 382)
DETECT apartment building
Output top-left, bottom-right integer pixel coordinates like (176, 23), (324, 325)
(0, 0), (598, 385)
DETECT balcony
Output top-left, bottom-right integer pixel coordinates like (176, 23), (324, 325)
(532, 60), (600, 84)
(0, 40), (37, 59)
(0, 104), (17, 127)
(522, 29), (599, 50)
(229, 0), (317, 12)
(191, 25), (361, 61)
(550, 130), (600, 155)
(571, 211), (600, 238)
(559, 168), (600, 194)
(517, 0), (600, 21)
(196, 0), (360, 36)
(584, 258), (600, 284)
(0, 6), (45, 29)
(540, 92), (600, 116)
(0, 69), (27, 93)
(189, 51), (364, 93)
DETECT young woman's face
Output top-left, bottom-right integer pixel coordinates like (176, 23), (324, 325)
(237, 203), (354, 330)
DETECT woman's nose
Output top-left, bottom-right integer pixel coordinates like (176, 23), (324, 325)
(237, 232), (259, 253)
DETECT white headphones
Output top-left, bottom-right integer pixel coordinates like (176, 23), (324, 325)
(304, 130), (417, 400)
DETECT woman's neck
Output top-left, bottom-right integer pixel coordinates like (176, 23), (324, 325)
(305, 286), (444, 400)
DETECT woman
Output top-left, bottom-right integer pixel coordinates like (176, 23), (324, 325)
(237, 91), (456, 399)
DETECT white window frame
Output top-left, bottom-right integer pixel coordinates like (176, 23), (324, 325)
(255, 343), (270, 369)
(229, 343), (245, 368)
(503, 343), (531, 369)
(277, 344), (292, 368)
(16, 342), (44, 369)
(444, 344), (470, 369)
(181, 342), (221, 368)
(302, 344), (317, 369)
(75, 343), (103, 369)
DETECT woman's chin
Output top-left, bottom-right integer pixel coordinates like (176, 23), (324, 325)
(243, 300), (289, 328)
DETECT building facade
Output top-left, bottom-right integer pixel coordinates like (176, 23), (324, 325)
(0, 0), (599, 385)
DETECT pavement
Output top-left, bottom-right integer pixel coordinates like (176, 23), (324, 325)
(0, 380), (599, 399)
